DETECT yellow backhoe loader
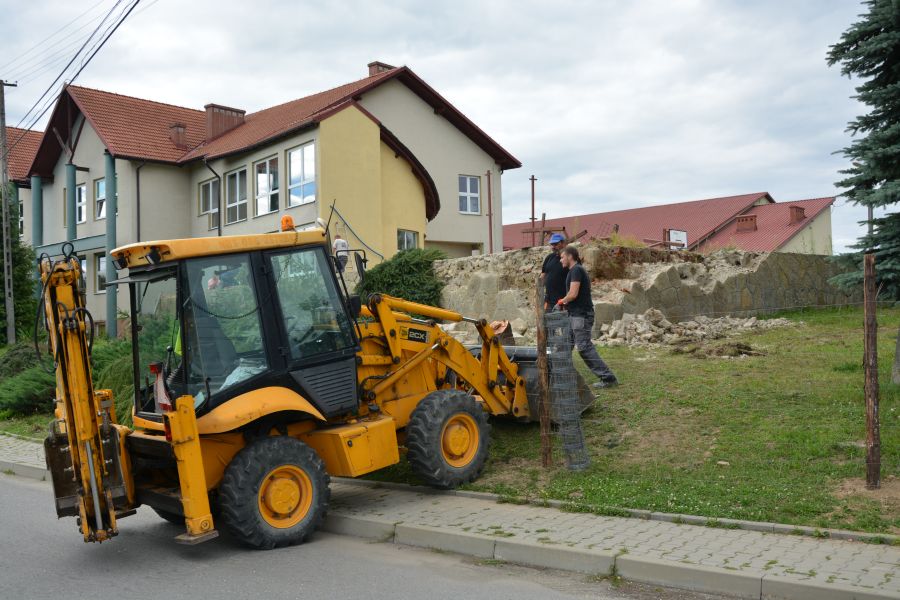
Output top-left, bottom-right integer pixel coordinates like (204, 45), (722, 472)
(39, 219), (589, 549)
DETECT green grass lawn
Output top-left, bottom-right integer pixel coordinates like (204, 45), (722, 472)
(375, 306), (900, 534)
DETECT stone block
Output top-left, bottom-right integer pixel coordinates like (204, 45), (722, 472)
(322, 514), (396, 541)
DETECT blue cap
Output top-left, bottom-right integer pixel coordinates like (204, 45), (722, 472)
(549, 233), (565, 244)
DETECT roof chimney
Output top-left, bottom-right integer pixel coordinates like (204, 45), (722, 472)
(368, 61), (396, 77)
(736, 214), (757, 233)
(204, 103), (245, 140)
(169, 123), (188, 149)
(789, 205), (806, 225)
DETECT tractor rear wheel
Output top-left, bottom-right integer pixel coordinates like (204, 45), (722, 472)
(406, 390), (491, 489)
(218, 436), (329, 550)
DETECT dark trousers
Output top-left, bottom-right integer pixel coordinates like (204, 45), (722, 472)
(569, 312), (616, 382)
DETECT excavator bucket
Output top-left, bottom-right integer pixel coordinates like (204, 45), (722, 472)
(467, 345), (594, 422)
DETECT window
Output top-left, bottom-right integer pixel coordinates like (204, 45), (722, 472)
(95, 179), (106, 219)
(225, 169), (247, 224)
(95, 255), (106, 294)
(94, 176), (117, 219)
(17, 196), (23, 238)
(397, 229), (418, 250)
(199, 179), (220, 230)
(255, 157), (279, 215)
(76, 184), (87, 224)
(458, 175), (480, 214)
(288, 142), (316, 206)
(270, 247), (355, 360)
(62, 185), (88, 227)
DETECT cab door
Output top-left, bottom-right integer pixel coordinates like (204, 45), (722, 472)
(265, 246), (360, 417)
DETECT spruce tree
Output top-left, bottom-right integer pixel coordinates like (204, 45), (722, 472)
(828, 1), (900, 297)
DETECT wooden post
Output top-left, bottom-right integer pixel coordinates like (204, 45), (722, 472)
(535, 276), (552, 467)
(863, 253), (880, 489)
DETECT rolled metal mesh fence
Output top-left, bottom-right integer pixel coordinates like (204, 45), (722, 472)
(545, 311), (591, 471)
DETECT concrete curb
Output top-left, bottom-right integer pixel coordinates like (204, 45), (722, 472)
(617, 554), (763, 599)
(760, 574), (898, 600)
(0, 459), (48, 481)
(338, 477), (899, 545)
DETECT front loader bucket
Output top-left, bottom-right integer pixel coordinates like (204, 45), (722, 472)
(467, 346), (594, 422)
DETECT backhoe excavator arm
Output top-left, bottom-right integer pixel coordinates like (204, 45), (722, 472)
(39, 252), (130, 542)
(363, 294), (530, 418)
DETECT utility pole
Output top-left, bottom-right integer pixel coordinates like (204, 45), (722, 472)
(530, 175), (537, 247)
(863, 253), (881, 488)
(0, 80), (17, 345)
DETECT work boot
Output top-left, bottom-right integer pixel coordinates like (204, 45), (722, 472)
(591, 378), (619, 391)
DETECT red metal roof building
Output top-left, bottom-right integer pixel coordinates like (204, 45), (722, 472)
(503, 193), (835, 255)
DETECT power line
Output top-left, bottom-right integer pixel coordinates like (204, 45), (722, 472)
(12, 0), (126, 130)
(0, 0), (141, 164)
(0, 0), (112, 74)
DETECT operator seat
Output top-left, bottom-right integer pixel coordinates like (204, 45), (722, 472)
(192, 311), (238, 381)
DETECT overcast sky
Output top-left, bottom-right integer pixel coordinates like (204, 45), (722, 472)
(0, 0), (875, 252)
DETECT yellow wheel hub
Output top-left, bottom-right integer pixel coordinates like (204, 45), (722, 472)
(441, 413), (479, 468)
(258, 465), (313, 529)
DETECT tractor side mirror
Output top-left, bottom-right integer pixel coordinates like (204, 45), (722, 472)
(348, 294), (362, 318)
(354, 252), (367, 285)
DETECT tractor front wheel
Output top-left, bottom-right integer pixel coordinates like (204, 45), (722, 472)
(406, 390), (491, 489)
(218, 436), (329, 550)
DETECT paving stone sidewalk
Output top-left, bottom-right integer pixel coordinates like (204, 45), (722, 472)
(3, 432), (898, 599)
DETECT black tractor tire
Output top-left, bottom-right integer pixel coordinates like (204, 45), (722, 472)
(152, 508), (183, 526)
(218, 436), (330, 550)
(406, 389), (491, 489)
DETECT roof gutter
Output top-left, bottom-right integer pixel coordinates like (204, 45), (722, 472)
(203, 159), (223, 237)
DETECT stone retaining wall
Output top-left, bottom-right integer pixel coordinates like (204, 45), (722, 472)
(434, 246), (859, 341)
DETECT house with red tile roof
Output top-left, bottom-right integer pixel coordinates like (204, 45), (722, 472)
(19, 62), (520, 335)
(503, 192), (834, 255)
(4, 126), (43, 238)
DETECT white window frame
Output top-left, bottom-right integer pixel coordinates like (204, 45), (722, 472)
(95, 178), (106, 220)
(199, 178), (220, 231)
(288, 142), (316, 207)
(75, 183), (87, 224)
(254, 156), (280, 216)
(398, 229), (418, 250)
(458, 175), (480, 215)
(95, 254), (106, 295)
(17, 196), (23, 238)
(225, 168), (248, 225)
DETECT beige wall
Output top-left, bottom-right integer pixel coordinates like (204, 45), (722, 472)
(358, 79), (504, 254)
(318, 105), (427, 263)
(778, 208), (833, 255)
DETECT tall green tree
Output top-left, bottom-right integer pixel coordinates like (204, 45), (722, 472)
(0, 183), (37, 345)
(827, 1), (900, 296)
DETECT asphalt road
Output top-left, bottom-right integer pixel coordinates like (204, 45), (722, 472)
(0, 475), (727, 600)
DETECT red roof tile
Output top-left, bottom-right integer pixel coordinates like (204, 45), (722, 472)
(67, 85), (207, 162)
(29, 65), (520, 176)
(699, 197), (834, 252)
(180, 70), (398, 161)
(5, 127), (42, 184)
(503, 193), (772, 250)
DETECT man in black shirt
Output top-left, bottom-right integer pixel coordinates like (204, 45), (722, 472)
(557, 245), (618, 389)
(541, 233), (568, 310)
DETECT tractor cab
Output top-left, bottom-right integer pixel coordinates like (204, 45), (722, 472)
(110, 229), (361, 424)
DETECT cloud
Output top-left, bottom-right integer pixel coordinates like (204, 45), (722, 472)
(0, 0), (872, 252)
